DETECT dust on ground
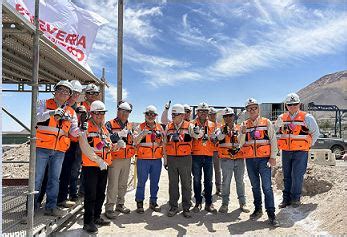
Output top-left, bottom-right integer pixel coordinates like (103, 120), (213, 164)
(3, 144), (346, 235)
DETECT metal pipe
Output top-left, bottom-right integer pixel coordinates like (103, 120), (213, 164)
(101, 67), (106, 103)
(2, 108), (31, 132)
(117, 0), (124, 103)
(27, 0), (40, 235)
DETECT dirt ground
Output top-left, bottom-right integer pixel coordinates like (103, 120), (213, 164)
(2, 144), (347, 236)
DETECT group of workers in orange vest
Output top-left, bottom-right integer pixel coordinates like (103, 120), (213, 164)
(33, 80), (319, 234)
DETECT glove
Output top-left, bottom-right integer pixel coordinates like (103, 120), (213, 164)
(97, 160), (108, 171)
(117, 128), (128, 138)
(54, 108), (65, 118)
(80, 121), (88, 131)
(228, 147), (240, 155)
(193, 126), (200, 135)
(210, 133), (217, 141)
(164, 100), (171, 110)
(76, 106), (87, 114)
(117, 139), (126, 148)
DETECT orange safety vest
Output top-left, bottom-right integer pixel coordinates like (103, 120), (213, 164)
(166, 121), (193, 156)
(81, 121), (112, 167)
(277, 111), (312, 151)
(108, 119), (135, 159)
(137, 122), (164, 159)
(191, 119), (216, 157)
(81, 101), (91, 112)
(36, 99), (75, 153)
(218, 124), (245, 159)
(242, 117), (271, 158)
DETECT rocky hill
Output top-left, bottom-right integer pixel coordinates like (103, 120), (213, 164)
(297, 70), (347, 109)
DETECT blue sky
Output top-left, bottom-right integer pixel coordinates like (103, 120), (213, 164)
(2, 0), (347, 131)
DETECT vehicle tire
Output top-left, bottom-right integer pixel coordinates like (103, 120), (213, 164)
(331, 145), (344, 159)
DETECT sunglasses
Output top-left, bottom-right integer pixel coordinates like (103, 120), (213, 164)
(119, 109), (131, 113)
(185, 110), (191, 113)
(223, 114), (234, 118)
(198, 110), (209, 113)
(86, 92), (100, 96)
(172, 113), (181, 117)
(287, 103), (299, 107)
(145, 112), (157, 116)
(55, 88), (71, 95)
(246, 106), (258, 112)
(92, 111), (106, 115)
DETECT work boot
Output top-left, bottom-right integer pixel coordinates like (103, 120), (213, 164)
(136, 201), (144, 214)
(192, 203), (202, 213)
(116, 204), (130, 214)
(205, 204), (217, 214)
(149, 202), (161, 212)
(268, 212), (280, 227)
(70, 196), (79, 202)
(83, 223), (98, 234)
(278, 200), (291, 209)
(240, 204), (250, 213)
(219, 204), (228, 213)
(250, 209), (263, 220)
(167, 207), (179, 217)
(291, 200), (301, 208)
(44, 208), (67, 217)
(94, 217), (111, 226)
(105, 210), (117, 219)
(57, 200), (76, 208)
(182, 209), (192, 218)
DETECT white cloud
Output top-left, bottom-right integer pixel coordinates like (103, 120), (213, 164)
(106, 85), (128, 103)
(210, 14), (347, 76)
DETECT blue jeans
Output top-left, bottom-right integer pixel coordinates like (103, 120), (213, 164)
(135, 159), (162, 203)
(34, 148), (65, 209)
(220, 158), (246, 205)
(192, 155), (213, 205)
(282, 150), (308, 202)
(246, 158), (275, 213)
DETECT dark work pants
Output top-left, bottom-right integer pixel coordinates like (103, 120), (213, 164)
(57, 142), (79, 203)
(82, 166), (108, 225)
(167, 155), (192, 210)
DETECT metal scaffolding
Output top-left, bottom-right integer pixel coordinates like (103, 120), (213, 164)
(2, 1), (107, 235)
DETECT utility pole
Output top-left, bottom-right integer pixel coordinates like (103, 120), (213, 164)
(117, 0), (124, 104)
(27, 0), (40, 235)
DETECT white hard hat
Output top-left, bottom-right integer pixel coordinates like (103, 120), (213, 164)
(171, 104), (185, 114)
(183, 104), (192, 112)
(144, 105), (158, 114)
(55, 80), (73, 93)
(70, 80), (83, 93)
(285, 93), (300, 104)
(245, 98), (258, 108)
(222, 107), (235, 116)
(90, 100), (107, 112)
(118, 102), (132, 112)
(85, 83), (100, 93)
(209, 107), (218, 114)
(196, 102), (209, 111)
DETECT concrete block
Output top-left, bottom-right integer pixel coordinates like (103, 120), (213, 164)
(309, 149), (336, 166)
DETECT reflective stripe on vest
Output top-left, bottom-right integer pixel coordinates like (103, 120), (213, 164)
(36, 98), (74, 153)
(191, 120), (215, 156)
(243, 117), (271, 158)
(166, 121), (192, 157)
(277, 111), (312, 151)
(137, 122), (163, 159)
(109, 119), (135, 159)
(82, 121), (112, 167)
